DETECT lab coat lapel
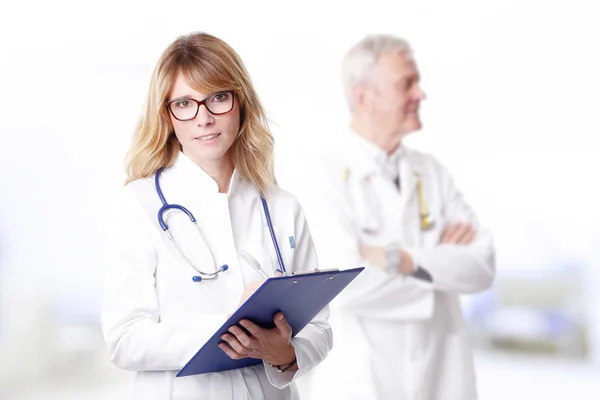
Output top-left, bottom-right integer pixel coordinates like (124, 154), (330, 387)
(160, 153), (246, 305)
(347, 162), (381, 234)
(337, 132), (381, 234)
(398, 155), (417, 215)
(399, 150), (428, 246)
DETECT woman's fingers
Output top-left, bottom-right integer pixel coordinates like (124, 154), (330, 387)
(273, 313), (292, 339)
(219, 342), (246, 360)
(221, 333), (251, 356)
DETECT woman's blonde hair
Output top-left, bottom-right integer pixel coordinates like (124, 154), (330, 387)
(125, 32), (276, 195)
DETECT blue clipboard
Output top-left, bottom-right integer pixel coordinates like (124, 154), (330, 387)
(176, 267), (364, 377)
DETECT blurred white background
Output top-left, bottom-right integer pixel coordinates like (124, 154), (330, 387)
(1, 0), (599, 398)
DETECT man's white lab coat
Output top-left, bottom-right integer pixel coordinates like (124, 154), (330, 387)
(299, 132), (495, 400)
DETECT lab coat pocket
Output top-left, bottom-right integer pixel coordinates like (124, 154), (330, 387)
(171, 372), (235, 400)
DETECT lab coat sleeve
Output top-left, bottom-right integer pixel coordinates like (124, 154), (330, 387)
(102, 188), (229, 371)
(301, 171), (434, 321)
(264, 197), (333, 388)
(407, 160), (496, 294)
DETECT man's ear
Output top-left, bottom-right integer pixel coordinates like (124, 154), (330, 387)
(352, 83), (365, 109)
(352, 83), (369, 110)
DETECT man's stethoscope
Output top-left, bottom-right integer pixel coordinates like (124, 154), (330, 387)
(155, 168), (287, 282)
(343, 167), (435, 231)
(414, 172), (434, 231)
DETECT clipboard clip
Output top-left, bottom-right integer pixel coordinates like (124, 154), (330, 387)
(287, 268), (340, 276)
(240, 251), (338, 278)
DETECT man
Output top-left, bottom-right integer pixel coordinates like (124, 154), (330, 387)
(298, 35), (495, 399)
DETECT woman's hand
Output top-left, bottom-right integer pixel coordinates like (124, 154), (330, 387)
(237, 280), (265, 308)
(228, 271), (284, 318)
(227, 280), (265, 319)
(219, 312), (297, 369)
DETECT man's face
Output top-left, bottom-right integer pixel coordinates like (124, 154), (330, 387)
(364, 51), (426, 141)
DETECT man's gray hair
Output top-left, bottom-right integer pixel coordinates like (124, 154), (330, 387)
(342, 34), (413, 112)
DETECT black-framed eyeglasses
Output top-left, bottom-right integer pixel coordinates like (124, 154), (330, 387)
(166, 90), (235, 121)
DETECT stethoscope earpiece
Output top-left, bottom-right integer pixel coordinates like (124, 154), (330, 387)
(192, 276), (202, 282)
(220, 265), (229, 272)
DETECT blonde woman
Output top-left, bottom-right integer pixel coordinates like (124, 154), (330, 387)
(101, 32), (332, 400)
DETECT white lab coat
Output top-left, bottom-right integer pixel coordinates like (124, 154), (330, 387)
(101, 153), (332, 400)
(298, 132), (495, 400)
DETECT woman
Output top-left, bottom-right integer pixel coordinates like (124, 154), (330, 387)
(101, 32), (332, 400)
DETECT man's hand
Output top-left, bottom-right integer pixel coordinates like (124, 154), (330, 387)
(359, 243), (415, 274)
(440, 222), (476, 245)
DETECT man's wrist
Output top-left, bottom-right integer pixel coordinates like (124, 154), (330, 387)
(385, 245), (416, 275)
(384, 244), (402, 274)
(398, 250), (415, 274)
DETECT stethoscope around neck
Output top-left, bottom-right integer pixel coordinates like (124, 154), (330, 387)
(154, 167), (287, 282)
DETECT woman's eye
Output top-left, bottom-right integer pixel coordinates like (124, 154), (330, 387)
(175, 100), (191, 108)
(212, 93), (229, 102)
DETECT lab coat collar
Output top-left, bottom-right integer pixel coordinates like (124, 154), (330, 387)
(342, 129), (427, 180)
(352, 132), (404, 175)
(166, 152), (244, 200)
(340, 129), (428, 212)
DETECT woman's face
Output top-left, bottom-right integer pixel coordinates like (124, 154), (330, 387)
(167, 72), (241, 166)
